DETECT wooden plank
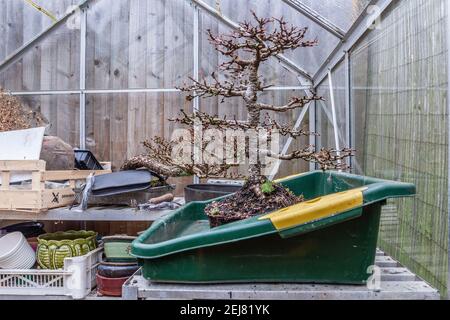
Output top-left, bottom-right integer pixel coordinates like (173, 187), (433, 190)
(56, 0), (78, 146)
(0, 172), (10, 190)
(21, 0), (42, 91)
(0, 190), (41, 210)
(42, 168), (111, 181)
(145, 0), (165, 145)
(127, 0), (148, 159)
(109, 1), (129, 172)
(39, 4), (58, 129)
(31, 171), (43, 190)
(0, 0), (6, 63)
(42, 188), (75, 209)
(163, 0), (177, 140)
(0, 160), (45, 171)
(3, 0), (23, 90)
(91, 0), (112, 165)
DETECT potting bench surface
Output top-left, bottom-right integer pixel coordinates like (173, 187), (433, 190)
(121, 249), (440, 300)
(0, 249), (440, 300)
(0, 198), (184, 222)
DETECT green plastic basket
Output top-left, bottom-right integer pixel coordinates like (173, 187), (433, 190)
(132, 171), (415, 284)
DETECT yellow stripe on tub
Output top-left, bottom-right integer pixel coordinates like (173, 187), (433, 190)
(259, 187), (368, 230)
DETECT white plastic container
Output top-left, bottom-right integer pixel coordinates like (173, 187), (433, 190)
(0, 232), (35, 269)
(0, 247), (103, 299)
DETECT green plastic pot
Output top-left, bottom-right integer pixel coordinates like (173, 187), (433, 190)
(132, 171), (415, 284)
(37, 230), (98, 269)
(103, 235), (137, 263)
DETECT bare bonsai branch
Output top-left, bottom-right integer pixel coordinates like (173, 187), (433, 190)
(255, 93), (323, 112)
(122, 133), (241, 179)
(179, 72), (246, 101)
(266, 147), (354, 171)
(172, 111), (315, 140)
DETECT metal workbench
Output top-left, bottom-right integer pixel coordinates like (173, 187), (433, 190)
(121, 249), (440, 300)
(0, 198), (184, 222)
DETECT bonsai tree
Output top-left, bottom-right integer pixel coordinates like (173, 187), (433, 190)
(123, 12), (352, 226)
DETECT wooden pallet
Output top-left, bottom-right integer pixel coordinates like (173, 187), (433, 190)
(122, 249), (440, 300)
(0, 160), (111, 213)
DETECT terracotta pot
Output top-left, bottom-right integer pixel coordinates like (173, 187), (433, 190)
(27, 237), (38, 252)
(96, 274), (129, 297)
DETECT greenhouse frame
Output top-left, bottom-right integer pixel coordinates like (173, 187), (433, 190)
(0, 0), (449, 300)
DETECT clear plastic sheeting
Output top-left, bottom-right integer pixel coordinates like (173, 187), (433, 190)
(315, 61), (348, 150)
(296, 0), (371, 32)
(86, 0), (193, 89)
(351, 0), (448, 296)
(0, 24), (80, 91)
(0, 0), (77, 62)
(85, 91), (192, 171)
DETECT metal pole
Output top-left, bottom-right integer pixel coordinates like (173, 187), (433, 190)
(446, 0), (450, 299)
(309, 98), (317, 172)
(327, 69), (341, 169)
(268, 103), (310, 180)
(8, 86), (312, 96)
(79, 7), (87, 149)
(9, 90), (81, 95)
(193, 5), (200, 184)
(345, 51), (352, 168)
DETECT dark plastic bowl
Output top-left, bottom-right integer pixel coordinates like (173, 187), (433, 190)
(0, 222), (45, 238)
(184, 184), (241, 203)
(97, 261), (139, 278)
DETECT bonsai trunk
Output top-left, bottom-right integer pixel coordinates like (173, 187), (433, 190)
(246, 64), (265, 187)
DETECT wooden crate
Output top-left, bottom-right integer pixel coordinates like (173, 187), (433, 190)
(0, 160), (111, 213)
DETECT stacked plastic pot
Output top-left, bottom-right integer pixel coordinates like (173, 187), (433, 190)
(97, 235), (138, 297)
(0, 232), (36, 269)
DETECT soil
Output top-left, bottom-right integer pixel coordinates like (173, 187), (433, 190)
(205, 180), (304, 227)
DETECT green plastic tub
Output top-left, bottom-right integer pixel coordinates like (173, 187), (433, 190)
(132, 171), (415, 284)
